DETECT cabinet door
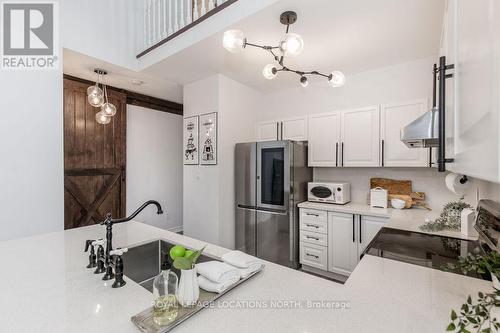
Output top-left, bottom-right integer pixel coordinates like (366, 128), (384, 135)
(256, 121), (279, 141)
(281, 116), (308, 141)
(308, 112), (341, 167)
(327, 212), (358, 276)
(381, 99), (429, 167)
(446, 0), (500, 182)
(341, 106), (380, 167)
(358, 215), (387, 254)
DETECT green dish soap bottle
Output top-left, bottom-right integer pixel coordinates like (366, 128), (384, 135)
(152, 256), (179, 326)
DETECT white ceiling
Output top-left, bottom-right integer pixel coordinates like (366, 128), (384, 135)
(63, 49), (184, 103)
(64, 0), (445, 101)
(143, 0), (445, 93)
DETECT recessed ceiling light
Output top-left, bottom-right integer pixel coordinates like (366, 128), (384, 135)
(131, 79), (145, 86)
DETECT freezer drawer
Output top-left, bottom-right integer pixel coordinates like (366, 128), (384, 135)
(256, 209), (295, 267)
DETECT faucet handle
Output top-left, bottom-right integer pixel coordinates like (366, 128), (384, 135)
(92, 238), (105, 247)
(84, 239), (95, 252)
(110, 247), (128, 256)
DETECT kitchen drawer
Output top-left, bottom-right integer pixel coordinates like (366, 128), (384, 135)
(300, 242), (328, 270)
(300, 208), (327, 224)
(300, 218), (327, 234)
(300, 230), (328, 247)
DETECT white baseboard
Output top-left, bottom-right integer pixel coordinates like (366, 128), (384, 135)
(168, 225), (183, 233)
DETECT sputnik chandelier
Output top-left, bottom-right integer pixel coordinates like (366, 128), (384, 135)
(222, 11), (346, 88)
(87, 68), (117, 125)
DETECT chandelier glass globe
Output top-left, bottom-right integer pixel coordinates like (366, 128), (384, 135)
(88, 93), (104, 107)
(299, 76), (308, 87)
(328, 71), (346, 87)
(101, 102), (117, 117)
(95, 111), (111, 125)
(223, 30), (246, 53)
(87, 85), (103, 97)
(279, 33), (304, 57)
(262, 64), (277, 80)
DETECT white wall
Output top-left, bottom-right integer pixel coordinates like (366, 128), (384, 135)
(0, 70), (64, 241)
(61, 0), (139, 70)
(126, 105), (183, 231)
(183, 74), (260, 248)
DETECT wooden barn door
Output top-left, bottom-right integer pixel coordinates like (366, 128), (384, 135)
(63, 78), (126, 229)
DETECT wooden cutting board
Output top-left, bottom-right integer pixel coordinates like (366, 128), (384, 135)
(370, 178), (413, 195)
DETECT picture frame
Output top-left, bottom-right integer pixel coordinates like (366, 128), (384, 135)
(199, 112), (218, 165)
(183, 116), (199, 165)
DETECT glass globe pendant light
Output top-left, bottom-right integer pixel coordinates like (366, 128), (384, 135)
(328, 71), (346, 87)
(300, 76), (308, 87)
(223, 30), (246, 53)
(87, 69), (105, 107)
(279, 33), (304, 57)
(95, 111), (111, 125)
(101, 86), (117, 117)
(262, 64), (278, 80)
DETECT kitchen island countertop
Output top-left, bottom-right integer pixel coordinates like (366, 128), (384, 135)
(0, 221), (491, 333)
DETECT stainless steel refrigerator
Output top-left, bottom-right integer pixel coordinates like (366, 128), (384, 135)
(235, 140), (312, 268)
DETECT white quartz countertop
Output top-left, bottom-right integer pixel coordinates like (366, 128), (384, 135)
(298, 201), (479, 240)
(0, 221), (492, 333)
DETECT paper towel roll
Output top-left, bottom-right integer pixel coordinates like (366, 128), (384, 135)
(445, 173), (470, 195)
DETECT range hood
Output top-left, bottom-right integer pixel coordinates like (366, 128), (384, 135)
(400, 106), (439, 148)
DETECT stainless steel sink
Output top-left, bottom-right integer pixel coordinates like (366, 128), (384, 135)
(122, 239), (216, 292)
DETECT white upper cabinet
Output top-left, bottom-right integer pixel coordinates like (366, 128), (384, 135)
(308, 112), (341, 167)
(341, 106), (380, 167)
(256, 116), (308, 142)
(381, 99), (429, 167)
(281, 116), (308, 141)
(256, 120), (279, 141)
(444, 0), (500, 182)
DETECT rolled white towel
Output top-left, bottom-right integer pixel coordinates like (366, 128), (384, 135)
(221, 250), (264, 278)
(196, 261), (241, 284)
(198, 275), (238, 293)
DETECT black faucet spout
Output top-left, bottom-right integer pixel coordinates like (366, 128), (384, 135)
(99, 200), (164, 281)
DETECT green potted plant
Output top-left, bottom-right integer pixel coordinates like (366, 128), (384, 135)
(444, 249), (500, 332)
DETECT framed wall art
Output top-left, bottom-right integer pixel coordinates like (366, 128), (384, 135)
(199, 112), (217, 165)
(183, 116), (199, 165)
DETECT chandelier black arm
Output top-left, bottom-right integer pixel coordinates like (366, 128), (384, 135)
(278, 67), (332, 79)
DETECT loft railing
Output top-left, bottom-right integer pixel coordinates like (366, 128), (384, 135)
(138, 0), (238, 58)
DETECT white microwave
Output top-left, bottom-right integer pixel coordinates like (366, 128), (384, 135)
(308, 182), (351, 205)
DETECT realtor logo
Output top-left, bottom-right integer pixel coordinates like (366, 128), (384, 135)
(1, 2), (58, 69)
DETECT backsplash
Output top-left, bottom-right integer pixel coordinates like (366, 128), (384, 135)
(313, 167), (500, 210)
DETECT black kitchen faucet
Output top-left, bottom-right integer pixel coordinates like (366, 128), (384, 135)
(86, 200), (164, 287)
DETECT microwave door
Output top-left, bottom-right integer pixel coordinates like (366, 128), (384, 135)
(256, 141), (290, 211)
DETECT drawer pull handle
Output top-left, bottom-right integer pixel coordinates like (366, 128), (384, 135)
(306, 213), (319, 217)
(306, 236), (320, 241)
(305, 224), (319, 228)
(306, 253), (319, 259)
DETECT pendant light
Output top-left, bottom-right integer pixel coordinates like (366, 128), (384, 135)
(223, 11), (345, 88)
(87, 69), (117, 125)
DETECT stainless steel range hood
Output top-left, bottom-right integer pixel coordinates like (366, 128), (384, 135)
(400, 107), (439, 148)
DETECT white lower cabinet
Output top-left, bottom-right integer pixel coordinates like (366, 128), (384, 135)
(299, 208), (388, 277)
(327, 212), (359, 275)
(358, 215), (387, 254)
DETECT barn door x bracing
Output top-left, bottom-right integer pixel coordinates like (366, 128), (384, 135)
(63, 78), (126, 229)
